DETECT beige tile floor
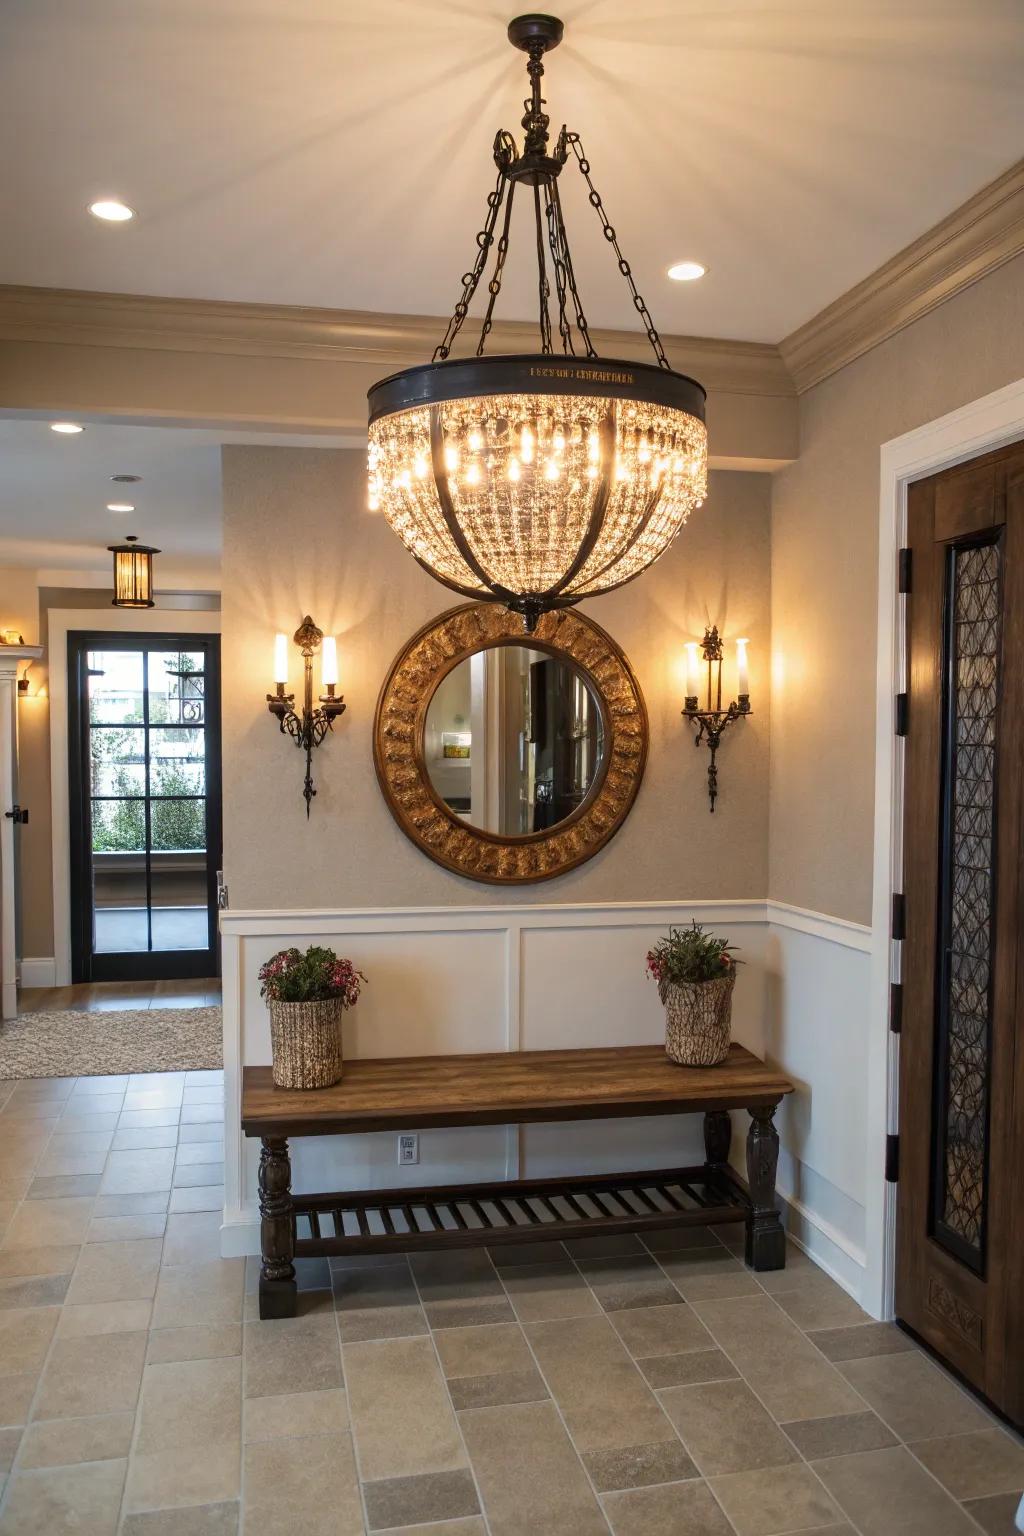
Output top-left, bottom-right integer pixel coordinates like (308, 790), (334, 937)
(0, 1063), (1022, 1535)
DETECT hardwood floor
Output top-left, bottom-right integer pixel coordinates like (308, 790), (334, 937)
(16, 977), (222, 1014)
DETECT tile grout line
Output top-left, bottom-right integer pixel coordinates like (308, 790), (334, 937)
(2, 1074), (141, 1523)
(492, 1237), (707, 1536)
(404, 1256), (497, 1536)
(0, 1080), (79, 1515)
(751, 1269), (998, 1535)
(638, 1237), (873, 1536)
(564, 1232), (746, 1536)
(334, 1269), (388, 1536)
(648, 1238), (1000, 1536)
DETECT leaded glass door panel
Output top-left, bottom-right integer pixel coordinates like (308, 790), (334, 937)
(68, 633), (222, 982)
(895, 444), (1024, 1426)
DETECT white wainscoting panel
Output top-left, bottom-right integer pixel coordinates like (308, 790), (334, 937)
(220, 897), (877, 1312)
(765, 902), (872, 1302)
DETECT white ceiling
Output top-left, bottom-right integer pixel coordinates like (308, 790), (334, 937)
(1, 0), (1022, 345)
(0, 419), (354, 581)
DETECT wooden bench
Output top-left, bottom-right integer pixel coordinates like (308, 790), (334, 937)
(242, 1043), (794, 1319)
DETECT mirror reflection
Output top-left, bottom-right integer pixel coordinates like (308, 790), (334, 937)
(423, 645), (607, 835)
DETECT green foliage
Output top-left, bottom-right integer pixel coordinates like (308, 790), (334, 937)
(259, 946), (366, 1006)
(90, 728), (205, 853)
(646, 921), (740, 988)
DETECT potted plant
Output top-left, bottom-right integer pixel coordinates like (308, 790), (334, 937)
(646, 921), (740, 1067)
(258, 945), (366, 1090)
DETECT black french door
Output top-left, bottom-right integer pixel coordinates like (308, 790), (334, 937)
(68, 633), (222, 982)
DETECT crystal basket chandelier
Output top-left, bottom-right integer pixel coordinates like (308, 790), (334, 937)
(368, 13), (708, 631)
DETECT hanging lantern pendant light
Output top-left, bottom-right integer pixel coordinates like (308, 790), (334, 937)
(368, 13), (708, 632)
(109, 534), (160, 608)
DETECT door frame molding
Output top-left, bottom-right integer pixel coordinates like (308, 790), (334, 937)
(49, 607), (222, 985)
(867, 376), (1024, 1320)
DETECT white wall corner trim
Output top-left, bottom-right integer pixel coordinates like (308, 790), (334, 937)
(48, 608), (222, 987)
(867, 374), (1024, 1322)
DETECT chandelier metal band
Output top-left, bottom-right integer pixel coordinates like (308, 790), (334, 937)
(367, 13), (708, 630)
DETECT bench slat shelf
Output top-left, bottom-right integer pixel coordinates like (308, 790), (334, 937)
(242, 1042), (794, 1319)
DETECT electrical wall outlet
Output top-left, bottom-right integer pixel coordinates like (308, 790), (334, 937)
(398, 1133), (419, 1166)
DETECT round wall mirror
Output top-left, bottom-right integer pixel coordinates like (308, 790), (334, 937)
(374, 604), (647, 883)
(423, 645), (607, 836)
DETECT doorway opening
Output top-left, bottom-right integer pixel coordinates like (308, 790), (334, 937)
(68, 632), (222, 983)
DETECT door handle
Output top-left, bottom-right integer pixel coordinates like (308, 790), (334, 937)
(4, 806), (28, 824)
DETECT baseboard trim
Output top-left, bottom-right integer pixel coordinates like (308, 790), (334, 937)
(18, 957), (57, 989)
(777, 1187), (869, 1311)
(221, 1207), (260, 1259)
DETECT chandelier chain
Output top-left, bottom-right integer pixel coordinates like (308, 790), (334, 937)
(566, 133), (671, 370)
(532, 181), (554, 353)
(433, 161), (509, 362)
(476, 178), (518, 356)
(543, 180), (575, 355)
(548, 175), (597, 359)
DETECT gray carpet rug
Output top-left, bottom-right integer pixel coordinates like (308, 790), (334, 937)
(0, 1007), (222, 1079)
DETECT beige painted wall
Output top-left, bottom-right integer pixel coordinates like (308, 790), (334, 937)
(769, 251), (1024, 924)
(222, 448), (771, 910)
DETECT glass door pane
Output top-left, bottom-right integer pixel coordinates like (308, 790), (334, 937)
(70, 634), (220, 982)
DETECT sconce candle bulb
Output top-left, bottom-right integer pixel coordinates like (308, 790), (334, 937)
(321, 636), (338, 689)
(273, 633), (289, 687)
(681, 625), (752, 813)
(736, 637), (750, 700)
(266, 616), (347, 816)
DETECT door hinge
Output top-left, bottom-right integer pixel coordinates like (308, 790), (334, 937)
(898, 547), (912, 593)
(885, 1133), (900, 1183)
(892, 892), (906, 941)
(889, 981), (903, 1035)
(895, 693), (909, 736)
(4, 805), (28, 825)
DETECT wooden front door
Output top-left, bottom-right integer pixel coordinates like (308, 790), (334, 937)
(895, 440), (1024, 1424)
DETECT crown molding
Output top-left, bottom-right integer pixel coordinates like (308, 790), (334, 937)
(0, 284), (793, 401)
(780, 158), (1024, 394)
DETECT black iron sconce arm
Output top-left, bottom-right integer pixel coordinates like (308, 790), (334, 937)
(681, 626), (751, 813)
(267, 616), (346, 817)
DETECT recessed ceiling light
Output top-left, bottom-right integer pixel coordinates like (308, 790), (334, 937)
(106, 502), (136, 513)
(50, 421), (84, 434)
(666, 260), (707, 282)
(89, 199), (135, 223)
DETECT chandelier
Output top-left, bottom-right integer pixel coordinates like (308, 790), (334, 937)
(367, 13), (708, 631)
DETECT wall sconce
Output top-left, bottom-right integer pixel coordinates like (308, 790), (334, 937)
(682, 626), (751, 813)
(267, 616), (346, 817)
(109, 535), (160, 608)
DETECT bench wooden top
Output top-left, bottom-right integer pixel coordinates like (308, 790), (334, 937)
(241, 1043), (793, 1137)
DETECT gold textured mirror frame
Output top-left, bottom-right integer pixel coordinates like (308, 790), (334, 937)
(374, 603), (648, 884)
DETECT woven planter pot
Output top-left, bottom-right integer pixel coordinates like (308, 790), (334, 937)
(268, 998), (344, 1089)
(661, 973), (735, 1067)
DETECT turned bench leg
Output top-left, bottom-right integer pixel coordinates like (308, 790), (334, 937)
(745, 1103), (786, 1271)
(258, 1136), (297, 1319)
(703, 1109), (732, 1166)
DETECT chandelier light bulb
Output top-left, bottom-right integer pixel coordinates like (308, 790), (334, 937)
(508, 456), (522, 482)
(520, 425), (535, 463)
